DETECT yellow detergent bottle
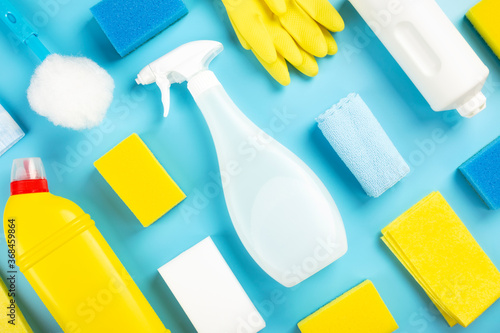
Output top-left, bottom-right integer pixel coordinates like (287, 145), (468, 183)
(3, 157), (169, 333)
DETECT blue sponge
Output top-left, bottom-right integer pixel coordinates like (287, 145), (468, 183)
(91, 0), (188, 57)
(459, 137), (500, 209)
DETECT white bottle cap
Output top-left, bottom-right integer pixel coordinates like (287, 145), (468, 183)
(11, 157), (46, 182)
(457, 92), (486, 118)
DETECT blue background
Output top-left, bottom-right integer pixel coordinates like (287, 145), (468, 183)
(1, 0), (500, 332)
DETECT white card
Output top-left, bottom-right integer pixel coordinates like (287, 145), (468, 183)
(158, 237), (265, 333)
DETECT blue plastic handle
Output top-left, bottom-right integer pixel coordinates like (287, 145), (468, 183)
(0, 0), (50, 61)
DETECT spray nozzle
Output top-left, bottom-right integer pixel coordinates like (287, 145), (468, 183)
(136, 40), (223, 117)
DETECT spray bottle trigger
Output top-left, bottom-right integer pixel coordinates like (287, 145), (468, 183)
(156, 76), (171, 117)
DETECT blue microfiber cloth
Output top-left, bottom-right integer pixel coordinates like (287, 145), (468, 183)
(0, 104), (24, 156)
(91, 0), (188, 57)
(459, 137), (500, 209)
(317, 93), (410, 198)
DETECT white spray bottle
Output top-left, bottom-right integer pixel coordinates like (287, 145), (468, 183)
(136, 41), (347, 287)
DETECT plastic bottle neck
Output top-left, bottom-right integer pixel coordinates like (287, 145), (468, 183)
(456, 91), (486, 118)
(11, 179), (49, 195)
(187, 71), (221, 98)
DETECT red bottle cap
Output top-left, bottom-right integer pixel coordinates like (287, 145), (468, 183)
(10, 158), (49, 195)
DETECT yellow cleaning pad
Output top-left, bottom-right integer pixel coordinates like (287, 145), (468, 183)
(467, 0), (500, 59)
(298, 280), (398, 333)
(94, 133), (186, 227)
(1, 277), (32, 332)
(382, 192), (500, 327)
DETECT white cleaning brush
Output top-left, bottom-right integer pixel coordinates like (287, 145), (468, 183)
(1, 0), (114, 130)
(27, 55), (114, 130)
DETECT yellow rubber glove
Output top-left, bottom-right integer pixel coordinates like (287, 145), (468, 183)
(222, 0), (342, 85)
(222, 0), (301, 65)
(223, 0), (320, 85)
(265, 0), (344, 56)
(255, 47), (319, 85)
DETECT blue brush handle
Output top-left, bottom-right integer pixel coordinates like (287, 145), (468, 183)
(0, 0), (50, 61)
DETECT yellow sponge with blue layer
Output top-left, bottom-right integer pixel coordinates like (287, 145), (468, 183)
(382, 192), (500, 327)
(91, 0), (188, 57)
(94, 133), (186, 227)
(298, 280), (398, 333)
(467, 0), (500, 59)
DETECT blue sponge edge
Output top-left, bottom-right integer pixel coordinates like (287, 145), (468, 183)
(459, 136), (500, 210)
(91, 0), (188, 57)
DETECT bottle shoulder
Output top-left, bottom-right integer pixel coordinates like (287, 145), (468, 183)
(5, 192), (86, 225)
(6, 192), (84, 212)
(4, 192), (88, 255)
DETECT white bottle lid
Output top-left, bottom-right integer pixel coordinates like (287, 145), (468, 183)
(11, 157), (46, 182)
(457, 92), (486, 118)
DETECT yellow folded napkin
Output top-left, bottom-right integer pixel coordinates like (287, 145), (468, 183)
(298, 280), (398, 333)
(382, 191), (500, 327)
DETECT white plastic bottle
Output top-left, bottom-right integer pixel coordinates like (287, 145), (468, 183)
(136, 41), (348, 287)
(349, 0), (490, 118)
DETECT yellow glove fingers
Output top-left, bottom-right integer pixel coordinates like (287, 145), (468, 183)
(278, 1), (328, 57)
(267, 22), (304, 66)
(294, 48), (319, 77)
(234, 19), (293, 86)
(253, 51), (291, 86)
(233, 15), (278, 63)
(222, 0), (278, 63)
(263, 0), (287, 15)
(229, 17), (251, 50)
(295, 0), (345, 32)
(222, 0), (339, 84)
(320, 25), (338, 55)
(276, 37), (303, 67)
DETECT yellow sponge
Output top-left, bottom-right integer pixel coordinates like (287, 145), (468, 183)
(467, 0), (500, 59)
(0, 277), (33, 333)
(382, 192), (500, 327)
(94, 133), (186, 227)
(298, 280), (398, 333)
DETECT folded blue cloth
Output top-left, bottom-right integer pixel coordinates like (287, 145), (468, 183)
(317, 93), (409, 198)
(0, 104), (24, 156)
